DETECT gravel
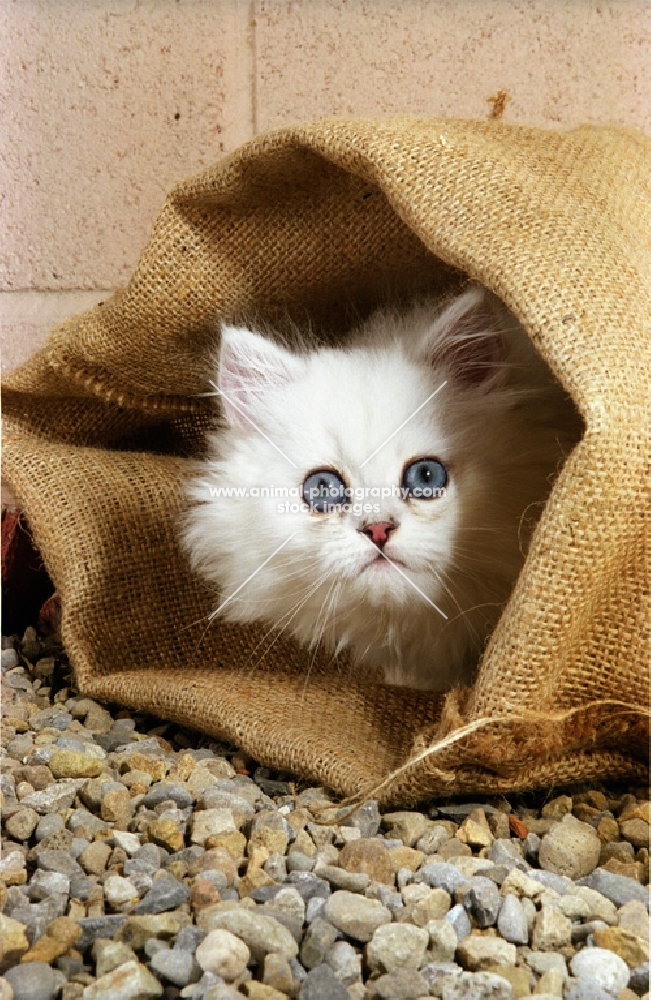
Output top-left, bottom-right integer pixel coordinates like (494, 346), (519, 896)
(1, 625), (649, 1000)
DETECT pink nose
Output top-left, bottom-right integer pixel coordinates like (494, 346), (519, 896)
(360, 521), (395, 550)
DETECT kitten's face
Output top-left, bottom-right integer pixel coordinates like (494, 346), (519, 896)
(184, 289), (514, 676)
(219, 346), (460, 616)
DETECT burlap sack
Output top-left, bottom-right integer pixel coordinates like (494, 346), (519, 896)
(4, 118), (649, 805)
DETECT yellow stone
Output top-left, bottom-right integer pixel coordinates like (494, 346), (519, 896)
(49, 750), (102, 779)
(118, 914), (181, 950)
(167, 753), (196, 782)
(21, 936), (68, 963)
(238, 867), (275, 898)
(47, 916), (82, 949)
(247, 845), (270, 871)
(0, 914), (29, 972)
(205, 830), (247, 861)
(593, 926), (649, 967)
(147, 818), (184, 852)
(457, 809), (494, 848)
(486, 964), (531, 997)
(536, 969), (564, 995)
(291, 829), (317, 857)
(243, 983), (287, 1000)
(119, 753), (167, 782)
(249, 827), (288, 856)
(0, 866), (27, 887)
(388, 846), (426, 872)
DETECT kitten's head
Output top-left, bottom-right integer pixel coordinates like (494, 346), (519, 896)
(184, 286), (552, 688)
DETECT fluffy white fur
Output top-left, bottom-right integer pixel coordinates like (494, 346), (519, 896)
(183, 285), (580, 691)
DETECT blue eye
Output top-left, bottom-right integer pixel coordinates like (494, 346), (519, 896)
(302, 469), (348, 512)
(402, 458), (447, 499)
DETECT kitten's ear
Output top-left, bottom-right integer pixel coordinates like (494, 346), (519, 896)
(427, 285), (506, 388)
(218, 326), (302, 427)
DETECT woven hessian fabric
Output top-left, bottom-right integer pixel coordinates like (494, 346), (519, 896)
(3, 117), (649, 805)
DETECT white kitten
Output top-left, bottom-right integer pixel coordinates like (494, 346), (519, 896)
(183, 285), (580, 691)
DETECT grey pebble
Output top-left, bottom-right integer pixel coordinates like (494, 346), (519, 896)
(250, 885), (284, 903)
(526, 868), (572, 895)
(75, 915), (129, 951)
(196, 869), (228, 893)
(151, 948), (201, 987)
(299, 963), (348, 1000)
(164, 846), (204, 868)
(174, 926), (208, 954)
(287, 873), (331, 900)
(34, 813), (66, 842)
(315, 864), (369, 892)
(35, 848), (83, 878)
(487, 839), (527, 871)
(305, 896), (326, 923)
(420, 962), (463, 994)
(325, 940), (361, 986)
(124, 844), (165, 878)
(55, 954), (85, 978)
(338, 800), (381, 839)
(5, 902), (51, 946)
(68, 809), (110, 837)
(94, 731), (135, 752)
(496, 893), (529, 944)
(441, 971), (514, 999)
(300, 918), (340, 970)
(630, 963), (649, 996)
(20, 784), (78, 814)
(523, 832), (541, 863)
(142, 782), (193, 809)
(436, 803), (499, 821)
(628, 962), (649, 996)
(69, 875), (97, 901)
(27, 869), (70, 901)
(419, 862), (468, 893)
(444, 903), (472, 942)
(287, 851), (316, 873)
(576, 867), (650, 909)
(1, 647), (19, 670)
(70, 837), (91, 859)
(5, 962), (58, 1000)
(183, 972), (222, 999)
(462, 877), (501, 927)
(133, 874), (190, 914)
(144, 938), (170, 958)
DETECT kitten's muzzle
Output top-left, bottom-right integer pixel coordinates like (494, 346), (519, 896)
(359, 521), (396, 551)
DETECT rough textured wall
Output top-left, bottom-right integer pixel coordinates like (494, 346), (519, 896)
(1, 0), (649, 376)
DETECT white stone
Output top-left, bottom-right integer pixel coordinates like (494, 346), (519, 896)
(195, 929), (249, 982)
(497, 893), (529, 945)
(104, 875), (139, 908)
(191, 809), (236, 845)
(570, 947), (629, 995)
(366, 922), (429, 973)
(83, 960), (163, 999)
(112, 831), (142, 856)
(324, 890), (391, 943)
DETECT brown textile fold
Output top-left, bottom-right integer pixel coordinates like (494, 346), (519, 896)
(4, 117), (649, 804)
